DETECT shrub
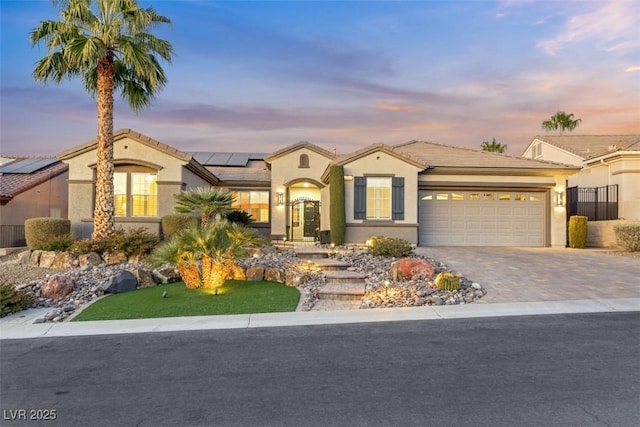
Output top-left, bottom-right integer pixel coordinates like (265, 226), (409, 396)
(434, 272), (461, 291)
(0, 284), (33, 317)
(24, 217), (71, 249)
(70, 228), (160, 258)
(34, 235), (75, 252)
(225, 210), (254, 226)
(368, 236), (413, 258)
(161, 213), (198, 240)
(614, 223), (640, 252)
(568, 215), (588, 248)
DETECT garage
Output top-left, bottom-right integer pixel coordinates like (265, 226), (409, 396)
(418, 190), (546, 246)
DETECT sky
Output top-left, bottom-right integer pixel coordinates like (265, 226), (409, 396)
(1, 0), (639, 157)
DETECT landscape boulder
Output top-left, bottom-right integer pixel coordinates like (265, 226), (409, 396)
(39, 251), (57, 268)
(79, 252), (103, 268)
(152, 265), (181, 284)
(130, 267), (157, 288)
(41, 275), (75, 299)
(52, 252), (79, 269)
(391, 258), (435, 282)
(103, 271), (138, 294)
(102, 251), (128, 265)
(246, 266), (265, 281)
(264, 268), (284, 283)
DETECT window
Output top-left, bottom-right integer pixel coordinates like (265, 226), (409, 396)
(354, 176), (404, 220)
(436, 193), (449, 201)
(499, 193), (511, 201)
(366, 177), (391, 219)
(232, 191), (269, 222)
(298, 154), (309, 168)
(113, 170), (157, 217)
(452, 193), (464, 201)
(469, 193), (480, 201)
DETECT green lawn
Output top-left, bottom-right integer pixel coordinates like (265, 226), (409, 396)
(72, 280), (300, 321)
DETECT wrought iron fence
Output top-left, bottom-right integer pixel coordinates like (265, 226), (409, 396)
(567, 185), (618, 221)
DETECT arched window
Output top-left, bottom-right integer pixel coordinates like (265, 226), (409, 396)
(298, 154), (310, 168)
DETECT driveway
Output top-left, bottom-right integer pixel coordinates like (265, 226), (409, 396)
(415, 247), (640, 304)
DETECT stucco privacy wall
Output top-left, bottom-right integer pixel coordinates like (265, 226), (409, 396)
(343, 150), (423, 244)
(61, 135), (212, 238)
(267, 146), (333, 239)
(572, 156), (640, 220)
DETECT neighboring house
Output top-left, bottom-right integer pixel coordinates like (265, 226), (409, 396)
(0, 157), (69, 247)
(59, 129), (580, 247)
(522, 135), (640, 246)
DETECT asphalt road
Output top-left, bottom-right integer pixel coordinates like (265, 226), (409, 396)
(1, 312), (639, 427)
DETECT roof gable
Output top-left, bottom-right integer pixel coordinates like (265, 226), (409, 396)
(531, 135), (640, 160)
(333, 143), (427, 169)
(264, 141), (335, 164)
(57, 129), (192, 162)
(0, 158), (68, 199)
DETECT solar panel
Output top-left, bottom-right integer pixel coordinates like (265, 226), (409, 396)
(191, 152), (215, 164)
(226, 153), (250, 166)
(249, 153), (267, 160)
(0, 158), (59, 174)
(207, 153), (232, 166)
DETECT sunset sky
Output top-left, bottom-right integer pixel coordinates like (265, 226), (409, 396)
(1, 0), (638, 157)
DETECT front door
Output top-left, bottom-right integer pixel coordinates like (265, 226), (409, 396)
(303, 201), (319, 238)
(290, 199), (320, 241)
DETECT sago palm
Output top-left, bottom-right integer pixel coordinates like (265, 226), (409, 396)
(30, 0), (173, 239)
(174, 187), (235, 229)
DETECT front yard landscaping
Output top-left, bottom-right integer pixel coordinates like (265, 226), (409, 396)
(72, 280), (300, 321)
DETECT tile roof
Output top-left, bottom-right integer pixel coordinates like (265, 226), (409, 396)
(533, 135), (640, 159)
(264, 141), (335, 163)
(205, 166), (271, 183)
(0, 158), (68, 199)
(393, 141), (579, 170)
(332, 143), (427, 169)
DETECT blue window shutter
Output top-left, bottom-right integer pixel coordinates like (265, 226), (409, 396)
(392, 177), (404, 220)
(354, 176), (366, 219)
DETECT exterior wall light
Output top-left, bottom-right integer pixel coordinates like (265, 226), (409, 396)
(555, 189), (564, 207)
(277, 192), (284, 206)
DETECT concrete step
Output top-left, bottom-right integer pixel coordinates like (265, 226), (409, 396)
(294, 250), (329, 259)
(312, 259), (351, 271)
(323, 270), (367, 284)
(318, 282), (366, 301)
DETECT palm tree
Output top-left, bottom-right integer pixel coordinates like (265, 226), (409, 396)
(174, 187), (235, 229)
(542, 111), (582, 135)
(30, 0), (174, 240)
(151, 222), (265, 290)
(481, 138), (507, 153)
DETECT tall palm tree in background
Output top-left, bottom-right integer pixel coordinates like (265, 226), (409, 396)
(30, 0), (173, 239)
(542, 111), (582, 135)
(480, 138), (507, 153)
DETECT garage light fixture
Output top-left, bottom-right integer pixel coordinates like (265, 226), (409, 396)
(555, 189), (564, 207)
(277, 192), (284, 206)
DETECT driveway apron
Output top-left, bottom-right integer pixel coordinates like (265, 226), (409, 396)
(415, 247), (640, 304)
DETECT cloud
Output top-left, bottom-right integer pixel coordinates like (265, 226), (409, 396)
(625, 66), (640, 72)
(538, 0), (639, 55)
(376, 101), (416, 112)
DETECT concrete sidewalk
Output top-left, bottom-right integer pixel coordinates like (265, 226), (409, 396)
(2, 298), (639, 340)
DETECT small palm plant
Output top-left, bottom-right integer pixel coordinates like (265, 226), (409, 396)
(151, 222), (264, 290)
(174, 187), (235, 229)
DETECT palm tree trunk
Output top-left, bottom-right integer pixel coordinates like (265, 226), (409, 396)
(92, 53), (116, 240)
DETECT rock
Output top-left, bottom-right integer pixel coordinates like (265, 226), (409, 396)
(152, 265), (181, 284)
(79, 252), (103, 268)
(17, 250), (31, 264)
(28, 250), (42, 266)
(431, 296), (444, 305)
(41, 275), (75, 299)
(39, 251), (57, 268)
(264, 268), (284, 283)
(52, 252), (79, 269)
(130, 267), (156, 288)
(472, 282), (482, 290)
(62, 305), (76, 313)
(246, 266), (265, 281)
(103, 270), (138, 294)
(102, 251), (127, 265)
(390, 258), (435, 282)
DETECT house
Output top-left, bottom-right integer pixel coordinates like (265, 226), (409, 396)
(0, 157), (69, 248)
(58, 129), (580, 247)
(522, 135), (640, 246)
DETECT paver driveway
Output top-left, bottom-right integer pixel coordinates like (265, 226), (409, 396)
(415, 247), (640, 303)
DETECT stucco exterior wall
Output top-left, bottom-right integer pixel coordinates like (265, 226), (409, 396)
(0, 171), (68, 225)
(268, 148), (332, 238)
(587, 219), (638, 248)
(523, 139), (583, 166)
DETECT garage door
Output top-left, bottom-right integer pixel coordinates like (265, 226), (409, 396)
(418, 190), (546, 246)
